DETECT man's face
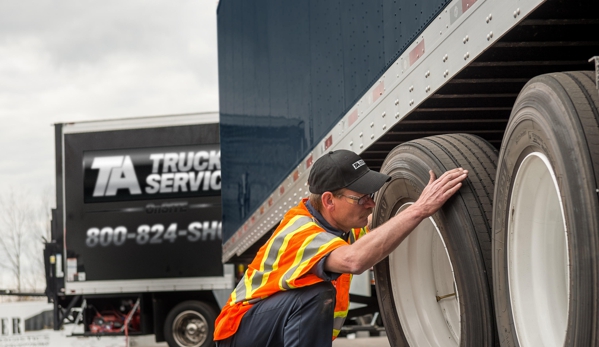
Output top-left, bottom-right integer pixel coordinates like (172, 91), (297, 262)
(330, 188), (376, 231)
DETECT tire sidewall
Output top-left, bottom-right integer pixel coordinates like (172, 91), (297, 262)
(493, 78), (595, 347)
(373, 146), (493, 347)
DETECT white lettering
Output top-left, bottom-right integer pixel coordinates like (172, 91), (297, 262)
(145, 174), (161, 194)
(208, 150), (221, 170)
(202, 171), (212, 191)
(202, 221), (222, 241)
(178, 152), (194, 172)
(149, 154), (164, 173)
(211, 170), (221, 190)
(160, 173), (174, 193)
(163, 153), (178, 173)
(352, 159), (365, 170)
(173, 172), (189, 192)
(193, 151), (209, 171)
(188, 222), (202, 242)
(189, 171), (205, 191)
(91, 156), (124, 196)
(104, 156), (141, 196)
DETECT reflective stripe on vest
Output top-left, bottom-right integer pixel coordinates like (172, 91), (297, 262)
(231, 215), (314, 304)
(214, 199), (369, 341)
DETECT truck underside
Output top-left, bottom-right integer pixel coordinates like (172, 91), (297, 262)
(360, 0), (598, 169)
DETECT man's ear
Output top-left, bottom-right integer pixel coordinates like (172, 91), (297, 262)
(321, 192), (335, 212)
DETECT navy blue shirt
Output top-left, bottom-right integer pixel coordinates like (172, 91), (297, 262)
(304, 200), (347, 281)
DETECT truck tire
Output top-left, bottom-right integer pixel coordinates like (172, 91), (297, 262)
(372, 133), (498, 347)
(493, 71), (599, 347)
(164, 300), (217, 347)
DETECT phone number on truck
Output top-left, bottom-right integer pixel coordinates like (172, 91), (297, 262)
(85, 221), (222, 247)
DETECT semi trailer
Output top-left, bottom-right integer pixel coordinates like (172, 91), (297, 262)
(216, 0), (599, 346)
(44, 112), (232, 347)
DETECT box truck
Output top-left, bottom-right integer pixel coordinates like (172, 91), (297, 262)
(45, 112), (231, 347)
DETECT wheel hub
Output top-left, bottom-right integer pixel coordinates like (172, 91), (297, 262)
(173, 311), (208, 347)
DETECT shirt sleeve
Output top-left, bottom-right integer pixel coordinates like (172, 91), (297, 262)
(312, 254), (342, 281)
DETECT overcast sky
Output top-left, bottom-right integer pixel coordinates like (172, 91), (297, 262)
(0, 0), (220, 199)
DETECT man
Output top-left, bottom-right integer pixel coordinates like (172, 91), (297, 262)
(214, 150), (468, 347)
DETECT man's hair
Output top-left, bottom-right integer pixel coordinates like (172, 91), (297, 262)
(309, 189), (345, 213)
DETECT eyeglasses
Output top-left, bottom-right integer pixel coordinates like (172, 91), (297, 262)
(337, 193), (375, 205)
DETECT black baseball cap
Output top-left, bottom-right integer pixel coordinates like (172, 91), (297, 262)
(308, 150), (391, 194)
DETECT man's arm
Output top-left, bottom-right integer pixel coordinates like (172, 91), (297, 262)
(324, 168), (468, 274)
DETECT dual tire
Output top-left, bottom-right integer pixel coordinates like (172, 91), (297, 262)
(493, 71), (599, 347)
(372, 133), (498, 347)
(373, 71), (599, 346)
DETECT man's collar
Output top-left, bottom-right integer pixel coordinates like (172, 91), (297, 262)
(304, 200), (348, 240)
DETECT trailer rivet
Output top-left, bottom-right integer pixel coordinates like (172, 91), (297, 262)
(370, 134), (375, 139)
(382, 112), (386, 117)
(395, 112), (400, 118)
(359, 132), (363, 137)
(360, 144), (364, 149)
(383, 125), (387, 130)
(370, 122), (374, 128)
(350, 141), (353, 146)
(489, 14), (492, 20)
(395, 99), (399, 105)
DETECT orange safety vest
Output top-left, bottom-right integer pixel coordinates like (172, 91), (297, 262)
(214, 198), (368, 341)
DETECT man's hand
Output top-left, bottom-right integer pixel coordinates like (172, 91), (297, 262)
(412, 168), (469, 218)
(324, 167), (468, 274)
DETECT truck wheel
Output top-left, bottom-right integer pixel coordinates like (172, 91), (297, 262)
(164, 301), (217, 347)
(372, 134), (498, 347)
(493, 71), (599, 347)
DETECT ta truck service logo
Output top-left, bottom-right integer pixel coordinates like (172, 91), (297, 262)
(83, 144), (220, 203)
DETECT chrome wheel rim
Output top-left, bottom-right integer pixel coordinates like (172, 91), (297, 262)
(172, 310), (209, 347)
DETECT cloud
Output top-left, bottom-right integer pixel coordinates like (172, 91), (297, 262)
(0, 0), (219, 196)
